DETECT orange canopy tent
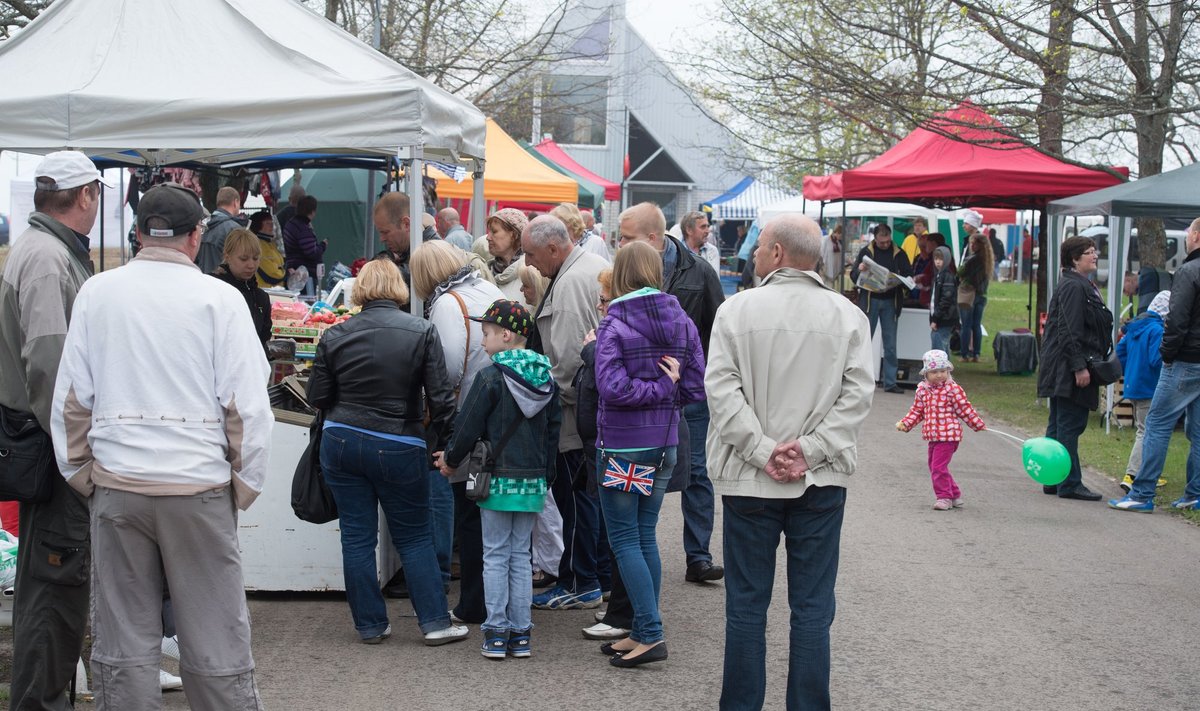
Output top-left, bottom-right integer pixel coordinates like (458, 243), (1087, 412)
(432, 118), (577, 204)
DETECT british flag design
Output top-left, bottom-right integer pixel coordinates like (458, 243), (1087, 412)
(602, 456), (656, 496)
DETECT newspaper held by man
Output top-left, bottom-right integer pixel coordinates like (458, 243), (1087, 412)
(857, 255), (916, 293)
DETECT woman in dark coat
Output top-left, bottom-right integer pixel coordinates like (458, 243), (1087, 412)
(1037, 236), (1113, 500)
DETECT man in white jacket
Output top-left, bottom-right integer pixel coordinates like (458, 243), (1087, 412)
(51, 183), (272, 710)
(706, 214), (874, 711)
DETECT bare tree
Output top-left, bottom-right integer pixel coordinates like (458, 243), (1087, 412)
(0, 0), (50, 38)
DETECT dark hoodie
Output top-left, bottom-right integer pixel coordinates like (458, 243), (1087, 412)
(443, 348), (561, 482)
(211, 264), (272, 346)
(594, 289), (706, 450)
(929, 246), (959, 328)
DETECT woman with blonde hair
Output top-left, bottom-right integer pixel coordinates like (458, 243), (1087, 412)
(485, 208), (529, 303)
(410, 239), (504, 624)
(518, 264), (550, 309)
(211, 228), (271, 346)
(307, 258), (468, 645)
(552, 203), (610, 262)
(593, 241), (706, 667)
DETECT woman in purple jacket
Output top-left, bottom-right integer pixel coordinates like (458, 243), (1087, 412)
(594, 241), (706, 667)
(282, 194), (327, 295)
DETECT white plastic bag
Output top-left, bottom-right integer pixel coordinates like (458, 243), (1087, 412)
(286, 266), (309, 292)
(0, 530), (17, 590)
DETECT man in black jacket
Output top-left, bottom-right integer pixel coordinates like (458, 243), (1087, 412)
(1111, 217), (1200, 513)
(853, 224), (912, 393)
(618, 202), (725, 583)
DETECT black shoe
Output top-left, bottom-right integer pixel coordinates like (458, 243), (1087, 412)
(600, 641), (630, 656)
(532, 571), (558, 589)
(883, 385), (904, 393)
(609, 642), (668, 668)
(1059, 486), (1102, 501)
(1042, 485), (1058, 495)
(685, 561), (725, 583)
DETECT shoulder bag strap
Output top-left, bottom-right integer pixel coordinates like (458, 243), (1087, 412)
(449, 290), (471, 396)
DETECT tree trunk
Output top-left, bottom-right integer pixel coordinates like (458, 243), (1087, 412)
(1133, 112), (1168, 268)
(1034, 0), (1075, 319)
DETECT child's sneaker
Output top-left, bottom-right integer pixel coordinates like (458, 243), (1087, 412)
(481, 630), (508, 660)
(933, 499), (953, 511)
(951, 498), (964, 508)
(1120, 475), (1134, 492)
(507, 628), (531, 658)
(1170, 495), (1200, 510)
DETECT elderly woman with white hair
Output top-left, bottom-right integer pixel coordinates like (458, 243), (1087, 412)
(411, 239), (505, 624)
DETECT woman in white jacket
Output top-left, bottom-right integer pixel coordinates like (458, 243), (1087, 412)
(411, 240), (505, 625)
(485, 208), (529, 305)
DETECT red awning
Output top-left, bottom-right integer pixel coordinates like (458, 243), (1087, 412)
(803, 103), (1127, 209)
(533, 139), (621, 201)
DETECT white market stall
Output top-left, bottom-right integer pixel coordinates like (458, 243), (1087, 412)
(0, 0), (488, 591)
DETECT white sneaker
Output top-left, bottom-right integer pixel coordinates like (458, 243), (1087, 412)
(159, 669), (183, 691)
(424, 623), (469, 647)
(582, 622), (629, 640)
(161, 635), (180, 661)
(448, 609), (466, 624)
(594, 609), (606, 623)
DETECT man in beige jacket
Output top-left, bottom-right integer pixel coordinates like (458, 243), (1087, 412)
(705, 214), (874, 711)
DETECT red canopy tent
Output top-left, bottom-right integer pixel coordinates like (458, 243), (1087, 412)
(533, 138), (621, 202)
(802, 103), (1127, 208)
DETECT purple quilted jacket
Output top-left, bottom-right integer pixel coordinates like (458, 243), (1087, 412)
(594, 290), (706, 450)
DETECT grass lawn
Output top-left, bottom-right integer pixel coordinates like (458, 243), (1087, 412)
(951, 280), (1198, 522)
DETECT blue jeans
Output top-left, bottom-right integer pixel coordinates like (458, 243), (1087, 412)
(480, 509), (536, 633)
(1130, 362), (1200, 501)
(550, 449), (601, 592)
(958, 294), (987, 358)
(930, 324), (954, 354)
(720, 486), (846, 711)
(429, 469), (454, 584)
(682, 401), (716, 565)
(867, 297), (898, 388)
(598, 446), (676, 645)
(1044, 396), (1090, 494)
(320, 428), (450, 637)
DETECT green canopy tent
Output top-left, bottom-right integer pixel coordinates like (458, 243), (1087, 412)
(518, 139), (604, 210)
(281, 169), (379, 283)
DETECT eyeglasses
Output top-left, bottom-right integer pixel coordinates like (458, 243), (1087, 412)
(598, 296), (612, 304)
(1081, 249), (1097, 256)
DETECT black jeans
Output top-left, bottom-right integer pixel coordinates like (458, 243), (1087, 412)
(1045, 396), (1090, 494)
(451, 482), (486, 623)
(549, 449), (601, 592)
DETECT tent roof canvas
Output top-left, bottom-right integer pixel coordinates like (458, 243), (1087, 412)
(0, 0), (486, 165)
(433, 119), (577, 204)
(704, 178), (798, 221)
(802, 103), (1126, 209)
(1048, 161), (1200, 218)
(533, 139), (621, 201)
(520, 140), (603, 209)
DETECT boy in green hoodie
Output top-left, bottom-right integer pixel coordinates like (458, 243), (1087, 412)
(436, 300), (561, 660)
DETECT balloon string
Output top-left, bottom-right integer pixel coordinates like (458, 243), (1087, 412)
(987, 429), (1027, 445)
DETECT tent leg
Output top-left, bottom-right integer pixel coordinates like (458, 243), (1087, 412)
(365, 169), (377, 259)
(407, 146), (424, 317)
(470, 161), (485, 237)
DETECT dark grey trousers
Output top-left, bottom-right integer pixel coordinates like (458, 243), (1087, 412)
(10, 474), (90, 711)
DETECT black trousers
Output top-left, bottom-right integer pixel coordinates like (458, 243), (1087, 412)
(450, 482), (486, 623)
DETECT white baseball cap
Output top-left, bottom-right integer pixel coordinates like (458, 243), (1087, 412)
(34, 151), (114, 191)
(963, 210), (984, 229)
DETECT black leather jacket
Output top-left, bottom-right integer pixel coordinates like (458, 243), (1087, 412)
(664, 235), (725, 356)
(307, 300), (456, 448)
(1162, 249), (1200, 364)
(930, 268), (959, 327)
(1037, 270), (1113, 410)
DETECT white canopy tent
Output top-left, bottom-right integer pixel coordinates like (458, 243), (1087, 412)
(0, 0), (490, 294)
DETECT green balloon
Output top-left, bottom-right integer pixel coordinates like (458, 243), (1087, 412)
(1022, 437), (1070, 485)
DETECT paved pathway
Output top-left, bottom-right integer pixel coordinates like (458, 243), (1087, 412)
(159, 390), (1200, 710)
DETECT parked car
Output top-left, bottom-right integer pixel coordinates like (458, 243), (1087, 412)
(0, 214), (8, 246)
(1091, 226), (1185, 283)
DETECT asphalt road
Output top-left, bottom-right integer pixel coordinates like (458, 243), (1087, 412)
(156, 389), (1200, 710)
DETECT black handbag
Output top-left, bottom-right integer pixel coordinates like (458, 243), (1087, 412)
(0, 405), (56, 503)
(464, 411), (525, 502)
(1087, 349), (1123, 386)
(291, 412), (338, 524)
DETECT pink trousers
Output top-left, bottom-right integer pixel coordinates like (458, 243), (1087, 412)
(927, 441), (962, 500)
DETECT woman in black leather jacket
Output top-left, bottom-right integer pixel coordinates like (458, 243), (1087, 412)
(1036, 236), (1113, 501)
(306, 259), (468, 646)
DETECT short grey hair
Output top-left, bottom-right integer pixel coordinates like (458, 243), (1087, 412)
(525, 215), (571, 248)
(680, 211), (706, 234)
(288, 183), (306, 204)
(762, 215), (822, 267)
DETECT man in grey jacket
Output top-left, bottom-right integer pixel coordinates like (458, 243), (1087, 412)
(195, 186), (243, 275)
(706, 214), (874, 711)
(522, 215), (609, 610)
(0, 150), (106, 711)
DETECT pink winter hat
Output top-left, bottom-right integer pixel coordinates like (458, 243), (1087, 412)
(920, 349), (954, 374)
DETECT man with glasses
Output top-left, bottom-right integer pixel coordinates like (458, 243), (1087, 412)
(0, 150), (108, 710)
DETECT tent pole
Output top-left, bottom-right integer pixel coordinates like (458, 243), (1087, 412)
(470, 160), (485, 237)
(839, 202), (847, 293)
(407, 146), (424, 317)
(365, 169), (377, 259)
(119, 169), (127, 266)
(99, 177), (106, 272)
